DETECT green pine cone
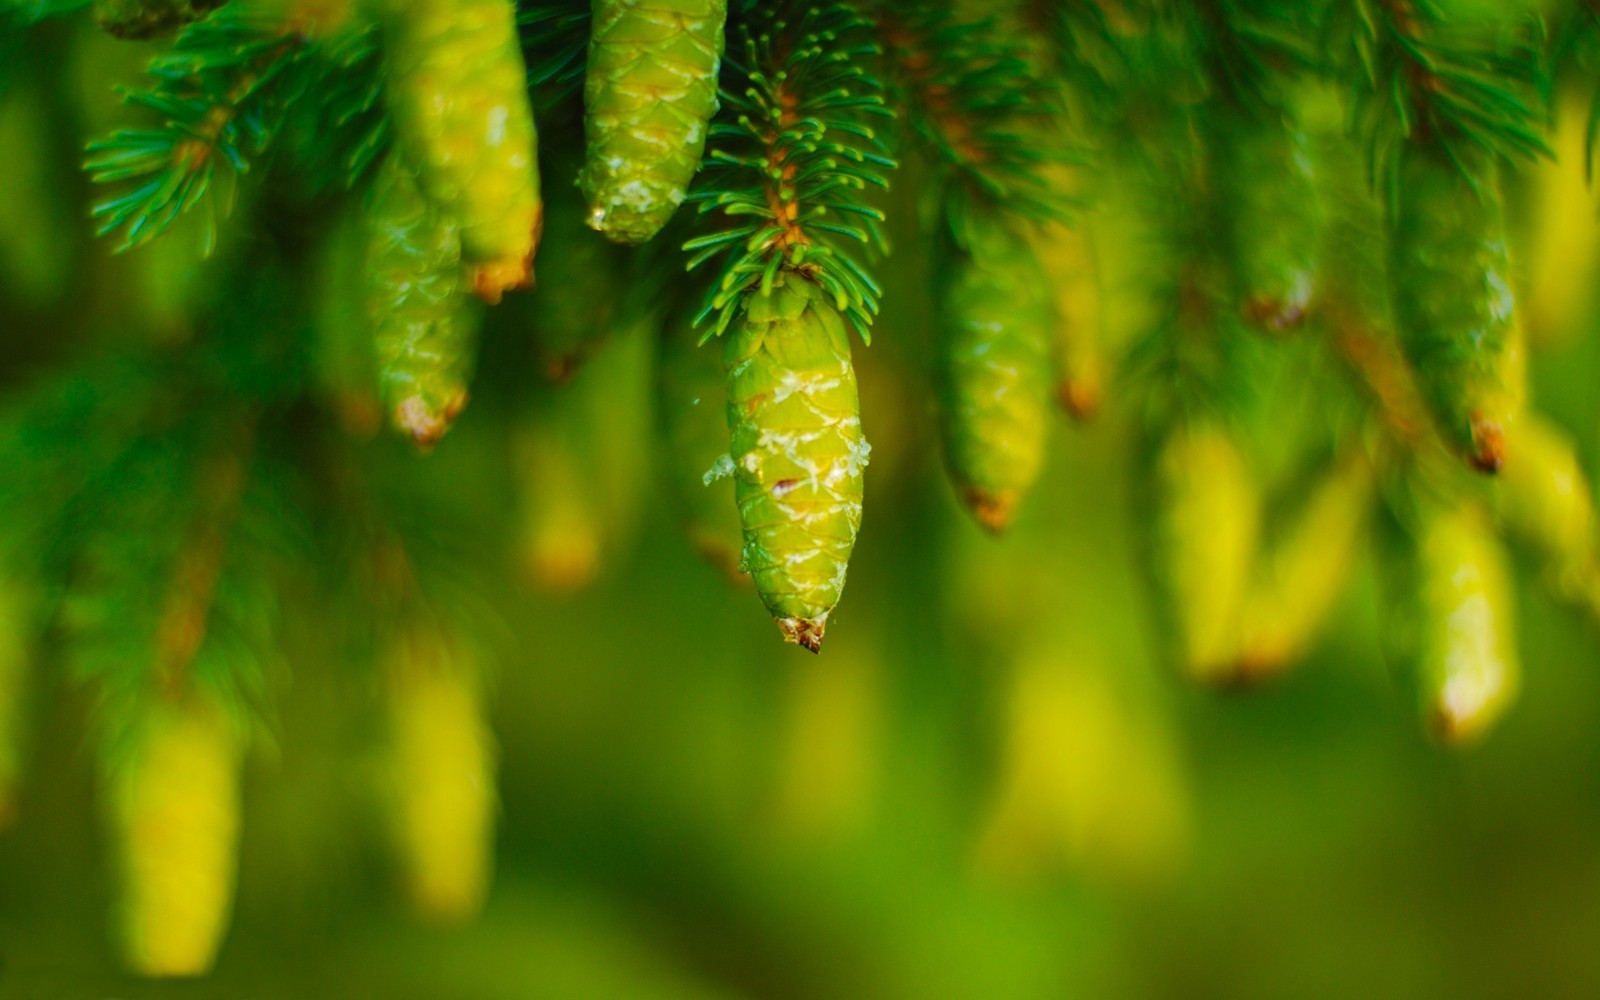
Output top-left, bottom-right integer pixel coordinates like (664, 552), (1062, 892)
(1143, 419), (1261, 685)
(1390, 144), (1525, 473)
(106, 693), (243, 977)
(382, 625), (496, 922)
(725, 275), (869, 652)
(1213, 107), (1322, 333)
(364, 154), (481, 449)
(581, 0), (727, 245)
(936, 215), (1053, 532)
(658, 306), (743, 578)
(1394, 503), (1519, 746)
(93, 0), (225, 39)
(1031, 210), (1104, 421)
(383, 0), (541, 302)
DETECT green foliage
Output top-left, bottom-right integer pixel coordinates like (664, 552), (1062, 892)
(94, 0), (227, 41)
(1330, 0), (1549, 194)
(517, 0), (590, 107)
(11, 5), (1600, 980)
(682, 0), (894, 342)
(282, 24), (390, 198)
(1177, 0), (1318, 114)
(2, 0), (89, 24)
(58, 426), (283, 735)
(84, 5), (385, 251)
(875, 1), (1068, 233)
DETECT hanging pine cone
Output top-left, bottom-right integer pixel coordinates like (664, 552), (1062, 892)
(382, 623), (496, 923)
(1211, 105), (1323, 334)
(725, 275), (868, 652)
(104, 694), (244, 977)
(363, 153), (481, 449)
(935, 212), (1053, 533)
(581, 0), (727, 245)
(1390, 144), (1525, 474)
(1390, 502), (1520, 746)
(382, 0), (541, 301)
(1142, 418), (1261, 685)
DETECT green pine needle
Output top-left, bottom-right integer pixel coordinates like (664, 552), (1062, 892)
(873, 3), (1069, 229)
(683, 1), (895, 344)
(1181, 0), (1319, 115)
(84, 11), (306, 252)
(84, 8), (388, 252)
(58, 419), (283, 741)
(517, 0), (590, 107)
(1331, 0), (1551, 192)
(284, 23), (390, 196)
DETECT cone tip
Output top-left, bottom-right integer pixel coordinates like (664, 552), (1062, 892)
(1469, 415), (1506, 475)
(1057, 379), (1100, 422)
(777, 617), (826, 653)
(395, 392), (468, 451)
(1242, 289), (1311, 334)
(1217, 651), (1293, 690)
(1428, 703), (1492, 748)
(471, 257), (532, 304)
(965, 488), (1017, 534)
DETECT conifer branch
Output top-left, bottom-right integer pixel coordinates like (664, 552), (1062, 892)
(1181, 0), (1317, 116)
(57, 409), (283, 737)
(84, 10), (307, 251)
(683, 1), (894, 343)
(1324, 305), (1432, 452)
(84, 6), (387, 251)
(283, 22), (390, 196)
(1019, 0), (1125, 103)
(147, 424), (253, 697)
(873, 3), (1065, 228)
(1331, 0), (1550, 190)
(0, 354), (165, 574)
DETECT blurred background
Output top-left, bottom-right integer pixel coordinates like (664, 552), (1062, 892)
(5, 5), (1600, 1000)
